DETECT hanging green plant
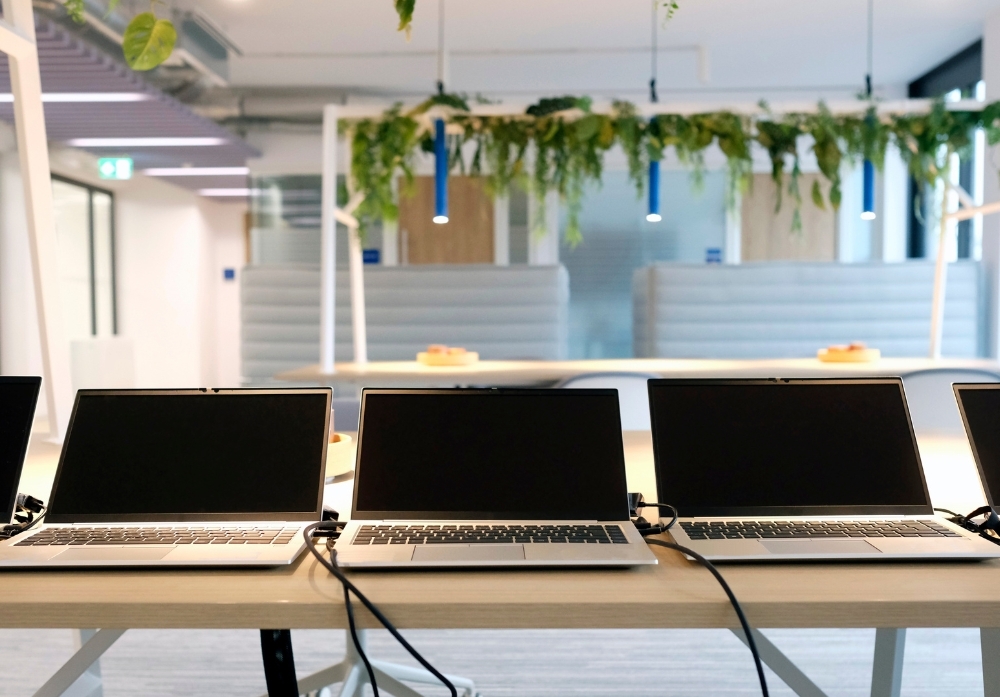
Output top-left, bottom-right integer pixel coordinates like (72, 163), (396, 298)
(348, 105), (421, 235)
(754, 116), (804, 230)
(64, 0), (177, 72)
(122, 11), (177, 71)
(394, 0), (416, 38)
(531, 99), (615, 246)
(612, 101), (647, 196)
(803, 104), (843, 211)
(343, 95), (1000, 246)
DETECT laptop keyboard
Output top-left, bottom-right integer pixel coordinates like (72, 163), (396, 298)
(680, 520), (961, 540)
(13, 527), (300, 546)
(352, 524), (629, 545)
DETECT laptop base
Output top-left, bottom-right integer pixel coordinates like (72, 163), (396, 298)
(670, 517), (1000, 562)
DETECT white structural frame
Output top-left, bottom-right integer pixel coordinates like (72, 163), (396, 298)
(320, 98), (994, 372)
(0, 0), (74, 438)
(928, 183), (1000, 358)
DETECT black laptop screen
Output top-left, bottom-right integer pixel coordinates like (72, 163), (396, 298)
(955, 385), (1000, 508)
(47, 391), (329, 522)
(648, 380), (932, 516)
(352, 390), (629, 520)
(0, 377), (41, 524)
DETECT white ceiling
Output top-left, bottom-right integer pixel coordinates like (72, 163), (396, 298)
(186, 0), (1000, 103)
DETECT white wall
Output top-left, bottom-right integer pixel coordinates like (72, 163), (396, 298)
(0, 132), (246, 400)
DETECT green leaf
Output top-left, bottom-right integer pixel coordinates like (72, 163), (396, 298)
(122, 13), (177, 71)
(105, 0), (121, 18)
(810, 180), (825, 210)
(64, 0), (85, 24)
(395, 0), (415, 38)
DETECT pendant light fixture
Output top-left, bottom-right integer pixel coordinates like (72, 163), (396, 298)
(433, 0), (449, 224)
(646, 0), (662, 223)
(861, 0), (876, 221)
(433, 117), (448, 224)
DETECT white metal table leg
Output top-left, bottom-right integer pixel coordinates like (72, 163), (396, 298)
(32, 629), (125, 697)
(269, 629), (479, 697)
(62, 630), (105, 697)
(334, 665), (362, 697)
(730, 628), (829, 697)
(981, 628), (1000, 697)
(870, 628), (905, 697)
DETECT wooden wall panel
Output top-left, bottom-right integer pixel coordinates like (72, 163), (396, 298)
(741, 173), (837, 261)
(398, 176), (494, 264)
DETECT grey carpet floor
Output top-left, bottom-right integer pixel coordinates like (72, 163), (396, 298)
(0, 627), (984, 696)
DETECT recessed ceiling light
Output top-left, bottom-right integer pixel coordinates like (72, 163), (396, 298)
(68, 137), (227, 147)
(0, 92), (152, 103)
(145, 166), (250, 176)
(199, 188), (260, 197)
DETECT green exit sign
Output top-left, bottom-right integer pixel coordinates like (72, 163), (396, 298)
(97, 157), (133, 180)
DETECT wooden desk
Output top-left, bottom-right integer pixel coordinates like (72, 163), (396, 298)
(4, 431), (998, 630)
(7, 432), (1000, 697)
(275, 357), (1000, 388)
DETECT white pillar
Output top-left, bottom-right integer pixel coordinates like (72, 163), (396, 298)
(983, 10), (1000, 358)
(3, 0), (74, 439)
(724, 192), (741, 264)
(528, 191), (559, 265)
(877, 144), (909, 262)
(319, 105), (338, 374)
(347, 227), (368, 364)
(493, 195), (509, 265)
(381, 219), (399, 266)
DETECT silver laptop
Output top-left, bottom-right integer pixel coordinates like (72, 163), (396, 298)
(649, 378), (1000, 561)
(334, 388), (657, 568)
(0, 377), (41, 525)
(954, 383), (1000, 522)
(0, 387), (331, 568)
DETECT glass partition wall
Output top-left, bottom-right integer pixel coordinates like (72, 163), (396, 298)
(50, 176), (116, 340)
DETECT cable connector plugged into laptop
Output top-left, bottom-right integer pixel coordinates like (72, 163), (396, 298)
(628, 492), (678, 537)
(1, 493), (46, 540)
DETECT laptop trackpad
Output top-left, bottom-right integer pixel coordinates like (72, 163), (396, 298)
(54, 547), (172, 562)
(761, 540), (881, 555)
(412, 545), (525, 562)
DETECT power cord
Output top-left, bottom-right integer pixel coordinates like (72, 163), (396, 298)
(934, 506), (1000, 544)
(1, 494), (45, 540)
(644, 537), (770, 697)
(302, 521), (459, 697)
(304, 500), (766, 697)
(628, 493), (678, 536)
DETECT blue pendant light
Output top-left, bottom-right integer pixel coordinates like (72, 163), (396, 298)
(646, 3), (662, 224)
(433, 117), (448, 224)
(860, 0), (876, 222)
(647, 158), (662, 223)
(861, 158), (875, 220)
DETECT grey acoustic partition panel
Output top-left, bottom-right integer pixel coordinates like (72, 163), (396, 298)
(242, 264), (570, 381)
(633, 261), (982, 358)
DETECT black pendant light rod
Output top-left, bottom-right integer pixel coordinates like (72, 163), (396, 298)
(865, 0), (873, 98)
(650, 0), (658, 103)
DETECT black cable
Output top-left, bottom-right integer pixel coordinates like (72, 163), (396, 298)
(933, 507), (965, 519)
(341, 576), (380, 695)
(645, 538), (770, 697)
(302, 522), (459, 697)
(635, 502), (678, 531)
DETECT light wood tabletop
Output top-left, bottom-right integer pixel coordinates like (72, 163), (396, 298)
(275, 357), (1000, 388)
(3, 431), (1000, 631)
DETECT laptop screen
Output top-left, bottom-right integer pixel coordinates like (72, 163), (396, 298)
(648, 379), (932, 517)
(47, 389), (330, 523)
(954, 384), (1000, 509)
(0, 377), (41, 524)
(352, 389), (629, 520)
